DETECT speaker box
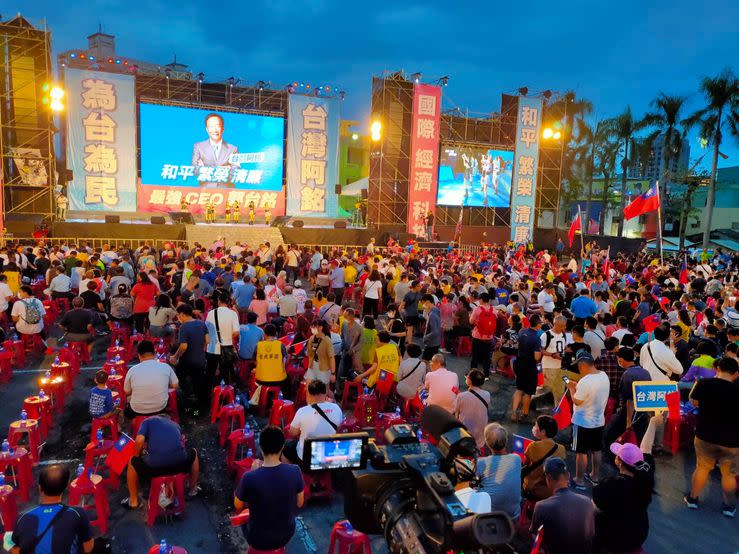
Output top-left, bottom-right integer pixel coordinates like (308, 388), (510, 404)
(335, 184), (342, 194)
(105, 215), (120, 224)
(292, 220), (304, 228)
(334, 220), (347, 229)
(151, 216), (166, 225)
(169, 211), (195, 225)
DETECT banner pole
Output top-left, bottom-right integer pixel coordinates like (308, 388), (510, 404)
(656, 181), (664, 266)
(578, 204), (585, 256)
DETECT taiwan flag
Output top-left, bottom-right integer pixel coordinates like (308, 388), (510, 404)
(511, 434), (532, 462)
(624, 183), (660, 220)
(642, 313), (662, 333)
(106, 434), (135, 475)
(679, 255), (689, 285)
(553, 393), (572, 431)
(568, 212), (581, 247)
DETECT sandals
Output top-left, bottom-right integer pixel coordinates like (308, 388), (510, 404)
(188, 485), (202, 498)
(120, 496), (144, 510)
(585, 473), (600, 486)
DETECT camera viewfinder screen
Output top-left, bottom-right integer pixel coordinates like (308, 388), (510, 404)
(308, 437), (364, 471)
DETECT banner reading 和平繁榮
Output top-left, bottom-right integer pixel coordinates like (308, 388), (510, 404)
(64, 68), (137, 211)
(408, 84), (442, 236)
(510, 95), (543, 245)
(286, 94), (340, 218)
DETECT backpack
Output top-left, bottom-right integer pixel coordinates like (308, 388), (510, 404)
(110, 295), (133, 319)
(22, 299), (42, 325)
(476, 306), (496, 336)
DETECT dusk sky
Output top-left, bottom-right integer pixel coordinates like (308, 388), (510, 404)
(6, 0), (739, 168)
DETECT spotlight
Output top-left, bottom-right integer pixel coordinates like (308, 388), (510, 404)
(371, 120), (382, 142)
(542, 128), (553, 139)
(325, 85), (331, 91)
(542, 90), (552, 99)
(339, 91), (346, 100)
(70, 53), (76, 59)
(410, 72), (422, 83)
(352, 133), (359, 141)
(518, 86), (528, 96)
(553, 131), (561, 140)
(287, 84), (295, 93)
(197, 72), (204, 82)
(115, 59), (121, 64)
(49, 86), (65, 112)
(438, 76), (449, 86)
(108, 58), (113, 63)
(257, 80), (266, 90)
(306, 84), (311, 90)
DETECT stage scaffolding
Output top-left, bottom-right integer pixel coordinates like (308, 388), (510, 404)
(0, 16), (56, 220)
(537, 96), (566, 230)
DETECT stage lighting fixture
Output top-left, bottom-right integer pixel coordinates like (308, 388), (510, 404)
(439, 76), (449, 86)
(339, 91), (346, 100)
(197, 72), (204, 82)
(410, 72), (422, 83)
(306, 84), (312, 89)
(542, 89), (552, 99)
(553, 131), (561, 140)
(49, 86), (65, 112)
(542, 128), (553, 139)
(115, 59), (121, 64)
(518, 86), (528, 96)
(70, 53), (76, 58)
(108, 58), (113, 63)
(352, 133), (359, 141)
(257, 80), (266, 90)
(371, 121), (382, 142)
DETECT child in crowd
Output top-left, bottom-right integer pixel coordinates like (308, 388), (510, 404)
(89, 370), (115, 419)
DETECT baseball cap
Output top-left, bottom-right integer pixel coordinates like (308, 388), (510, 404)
(294, 280), (302, 288)
(576, 350), (595, 364)
(610, 442), (644, 466)
(543, 457), (568, 478)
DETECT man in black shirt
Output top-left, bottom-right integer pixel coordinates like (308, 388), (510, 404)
(685, 357), (739, 517)
(669, 325), (691, 373)
(59, 297), (95, 344)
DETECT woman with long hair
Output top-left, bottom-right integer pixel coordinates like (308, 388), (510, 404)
(250, 288), (269, 326)
(362, 269), (383, 318)
(148, 293), (177, 338)
(130, 271), (157, 333)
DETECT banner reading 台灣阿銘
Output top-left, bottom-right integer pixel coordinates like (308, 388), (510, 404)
(286, 94), (340, 218)
(510, 95), (543, 245)
(65, 68), (137, 211)
(408, 84), (441, 236)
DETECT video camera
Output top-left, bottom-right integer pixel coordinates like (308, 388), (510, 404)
(304, 406), (513, 554)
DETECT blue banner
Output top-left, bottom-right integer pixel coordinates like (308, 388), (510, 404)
(632, 381), (678, 412)
(64, 68), (137, 211)
(510, 96), (543, 244)
(286, 94), (340, 217)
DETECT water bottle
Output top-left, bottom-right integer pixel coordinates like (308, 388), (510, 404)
(416, 427), (424, 443)
(220, 379), (225, 389)
(395, 406), (401, 417)
(278, 391), (283, 401)
(1, 440), (9, 453)
(110, 368), (116, 376)
(115, 338), (120, 347)
(0, 472), (5, 487)
(39, 389), (45, 399)
(45, 370), (51, 380)
(114, 398), (120, 408)
(158, 540), (168, 554)
(54, 356), (60, 365)
(114, 321), (120, 329)
(12, 333), (18, 341)
(343, 520), (353, 534)
(96, 428), (104, 446)
(246, 448), (254, 459)
(114, 355), (120, 363)
(20, 410), (27, 424)
(76, 464), (84, 477)
(244, 422), (250, 434)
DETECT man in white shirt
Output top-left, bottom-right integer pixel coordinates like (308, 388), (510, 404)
(567, 351), (610, 488)
(292, 281), (308, 314)
(284, 380), (342, 467)
(396, 344), (426, 400)
(11, 285), (45, 338)
(423, 353), (459, 413)
(0, 275), (13, 313)
(583, 317), (607, 360)
(48, 267), (73, 298)
(639, 325), (684, 381)
(537, 283), (556, 314)
(611, 316), (633, 344)
(277, 287), (298, 318)
(540, 316), (570, 404)
(205, 291), (241, 384)
(123, 340), (179, 417)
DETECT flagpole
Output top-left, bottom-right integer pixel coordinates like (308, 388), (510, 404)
(577, 204), (585, 258)
(656, 181), (664, 267)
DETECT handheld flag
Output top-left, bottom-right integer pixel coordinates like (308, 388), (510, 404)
(642, 313), (661, 333)
(531, 525), (545, 554)
(106, 433), (136, 475)
(552, 393), (572, 430)
(602, 247), (611, 284)
(568, 212), (581, 247)
(624, 183), (660, 220)
(679, 255), (689, 285)
(511, 434), (533, 462)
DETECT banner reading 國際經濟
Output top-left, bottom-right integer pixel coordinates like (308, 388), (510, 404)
(510, 95), (543, 245)
(286, 94), (340, 218)
(64, 68), (137, 212)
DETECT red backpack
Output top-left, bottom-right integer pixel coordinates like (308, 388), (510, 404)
(476, 306), (496, 336)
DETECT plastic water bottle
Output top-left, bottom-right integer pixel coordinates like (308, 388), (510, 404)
(246, 448), (254, 459)
(278, 391), (283, 401)
(395, 406), (401, 417)
(12, 333), (18, 341)
(343, 520), (353, 534)
(39, 389), (45, 399)
(110, 368), (116, 376)
(1, 440), (9, 453)
(114, 355), (120, 363)
(158, 540), (168, 554)
(0, 473), (5, 487)
(114, 398), (121, 408)
(416, 427), (424, 443)
(115, 338), (120, 347)
(114, 321), (120, 329)
(45, 370), (51, 380)
(76, 464), (84, 477)
(220, 379), (225, 389)
(20, 410), (27, 424)
(54, 356), (60, 365)
(96, 428), (104, 446)
(244, 422), (250, 434)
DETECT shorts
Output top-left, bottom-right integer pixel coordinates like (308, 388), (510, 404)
(405, 315), (420, 328)
(573, 425), (604, 454)
(694, 437), (738, 476)
(130, 448), (197, 479)
(304, 367), (331, 385)
(514, 358), (538, 396)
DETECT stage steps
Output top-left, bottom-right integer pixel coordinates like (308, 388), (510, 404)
(185, 224), (284, 248)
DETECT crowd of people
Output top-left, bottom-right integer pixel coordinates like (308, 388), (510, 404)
(0, 237), (736, 553)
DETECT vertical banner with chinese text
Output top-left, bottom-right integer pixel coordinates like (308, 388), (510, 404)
(64, 68), (137, 211)
(510, 95), (542, 244)
(408, 84), (441, 236)
(286, 94), (340, 217)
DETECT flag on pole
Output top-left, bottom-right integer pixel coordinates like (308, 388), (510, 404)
(679, 255), (689, 285)
(511, 434), (533, 462)
(643, 313), (662, 333)
(624, 183), (660, 220)
(602, 247), (611, 284)
(531, 525), (545, 554)
(106, 433), (136, 475)
(568, 212), (581, 247)
(552, 393), (572, 430)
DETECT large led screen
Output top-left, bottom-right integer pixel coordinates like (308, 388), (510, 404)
(436, 145), (514, 207)
(139, 103), (284, 190)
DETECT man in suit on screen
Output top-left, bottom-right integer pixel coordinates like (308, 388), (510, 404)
(192, 113), (239, 187)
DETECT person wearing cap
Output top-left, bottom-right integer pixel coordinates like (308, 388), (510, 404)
(593, 442), (654, 552)
(567, 349), (610, 489)
(292, 280), (307, 314)
(530, 457), (595, 554)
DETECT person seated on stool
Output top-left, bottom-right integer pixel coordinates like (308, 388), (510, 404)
(89, 370), (117, 420)
(123, 340), (179, 419)
(59, 296), (96, 356)
(234, 426), (304, 552)
(122, 413), (200, 509)
(283, 380), (342, 468)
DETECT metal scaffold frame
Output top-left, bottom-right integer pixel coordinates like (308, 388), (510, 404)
(0, 17), (56, 219)
(537, 97), (566, 229)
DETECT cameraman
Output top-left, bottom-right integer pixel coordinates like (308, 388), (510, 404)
(283, 380), (342, 468)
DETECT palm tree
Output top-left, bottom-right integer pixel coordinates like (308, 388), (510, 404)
(641, 93), (687, 229)
(603, 108), (647, 236)
(683, 69), (739, 247)
(594, 135), (621, 236)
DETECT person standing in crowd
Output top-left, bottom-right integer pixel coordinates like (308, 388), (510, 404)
(421, 294), (441, 361)
(453, 369), (490, 450)
(401, 280), (423, 346)
(354, 331), (399, 390)
(362, 269), (383, 319)
(254, 324), (288, 393)
(340, 308), (363, 381)
(567, 350), (610, 489)
(130, 271), (157, 333)
(583, 316), (607, 360)
(475, 423), (521, 518)
(570, 289), (598, 325)
(234, 426), (304, 552)
(170, 304), (209, 415)
(510, 314), (542, 422)
(522, 415), (566, 501)
(205, 291), (240, 385)
(238, 311), (264, 361)
(305, 319), (335, 386)
(469, 292), (496, 377)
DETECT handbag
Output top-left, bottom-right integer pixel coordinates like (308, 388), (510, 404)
(214, 307), (237, 365)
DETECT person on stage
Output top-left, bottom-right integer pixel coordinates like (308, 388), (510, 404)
(232, 200), (240, 223)
(248, 201), (256, 225)
(180, 197), (190, 212)
(265, 207), (272, 226)
(225, 202), (232, 223)
(56, 192), (68, 221)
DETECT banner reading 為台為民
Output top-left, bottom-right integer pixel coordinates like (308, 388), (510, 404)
(408, 84), (441, 236)
(286, 94), (340, 218)
(510, 95), (543, 245)
(64, 68), (137, 212)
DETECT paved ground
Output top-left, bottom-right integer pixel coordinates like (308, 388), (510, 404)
(0, 331), (737, 553)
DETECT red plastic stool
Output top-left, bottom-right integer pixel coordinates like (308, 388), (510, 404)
(258, 386), (282, 418)
(457, 336), (472, 357)
(58, 347), (80, 376)
(91, 415), (119, 443)
(21, 333), (44, 354)
(166, 389), (180, 423)
(44, 376), (66, 413)
(54, 297), (71, 315)
(236, 359), (255, 386)
(210, 384), (235, 423)
(83, 440), (119, 489)
(303, 471), (333, 501)
(110, 327), (131, 351)
(329, 520), (372, 554)
(4, 339), (25, 368)
(67, 341), (91, 364)
(8, 419), (41, 465)
(50, 361), (73, 394)
(0, 449), (33, 502)
(106, 345), (128, 363)
(0, 484), (18, 532)
(69, 472), (110, 533)
(401, 397), (423, 422)
(131, 415), (151, 437)
(337, 416), (361, 434)
(23, 395), (52, 439)
(233, 457), (257, 484)
(147, 473), (187, 527)
(103, 358), (128, 376)
(218, 404), (246, 447)
(107, 374), (126, 406)
(295, 380), (308, 409)
(226, 427), (257, 472)
(375, 413), (406, 444)
(0, 348), (13, 383)
(268, 399), (295, 428)
(354, 394), (379, 427)
(341, 381), (363, 410)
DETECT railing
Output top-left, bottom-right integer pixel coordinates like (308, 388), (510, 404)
(5, 237), (177, 250)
